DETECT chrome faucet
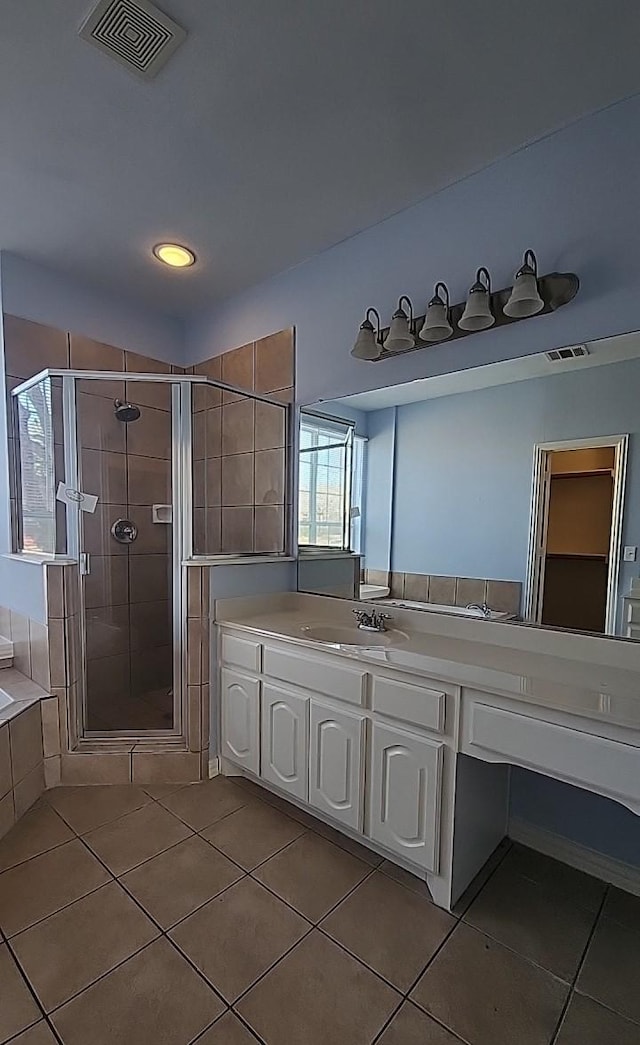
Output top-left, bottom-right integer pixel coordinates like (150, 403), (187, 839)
(466, 602), (492, 618)
(353, 608), (392, 632)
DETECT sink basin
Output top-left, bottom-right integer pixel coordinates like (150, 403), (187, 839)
(300, 623), (409, 647)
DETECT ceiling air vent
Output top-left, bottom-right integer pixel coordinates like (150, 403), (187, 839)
(546, 345), (589, 363)
(79, 0), (186, 79)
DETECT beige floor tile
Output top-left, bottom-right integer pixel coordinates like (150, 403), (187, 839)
(379, 859), (435, 902)
(159, 777), (250, 831)
(84, 801), (191, 875)
(52, 938), (224, 1045)
(310, 817), (384, 866)
(0, 942), (42, 1042)
(254, 832), (371, 922)
(237, 929), (400, 1045)
(10, 1022), (59, 1044)
(376, 1001), (460, 1044)
(601, 886), (640, 932)
(201, 802), (305, 870)
(411, 923), (569, 1045)
(121, 835), (243, 928)
(500, 844), (606, 913)
(0, 801), (73, 872)
(577, 915), (640, 1023)
(12, 881), (159, 1011)
(141, 782), (186, 800)
(45, 785), (151, 835)
(322, 871), (454, 991)
(556, 992), (640, 1044)
(196, 1011), (261, 1044)
(0, 839), (110, 937)
(464, 863), (596, 979)
(170, 877), (309, 1002)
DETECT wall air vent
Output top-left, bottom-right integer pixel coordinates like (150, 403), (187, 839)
(546, 345), (589, 363)
(79, 0), (186, 80)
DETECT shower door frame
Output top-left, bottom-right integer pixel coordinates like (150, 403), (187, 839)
(12, 368), (293, 745)
(62, 370), (189, 742)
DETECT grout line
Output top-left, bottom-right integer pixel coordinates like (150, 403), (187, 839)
(1, 876), (114, 943)
(548, 884), (610, 1045)
(70, 832), (229, 1010)
(3, 932), (66, 1045)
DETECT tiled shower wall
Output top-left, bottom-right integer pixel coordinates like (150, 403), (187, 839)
(189, 328), (294, 556)
(2, 316), (185, 731)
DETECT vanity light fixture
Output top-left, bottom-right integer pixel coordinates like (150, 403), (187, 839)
(352, 308), (384, 360)
(351, 248), (579, 362)
(459, 267), (495, 331)
(419, 283), (453, 342)
(153, 243), (196, 268)
(384, 296), (415, 353)
(503, 249), (544, 318)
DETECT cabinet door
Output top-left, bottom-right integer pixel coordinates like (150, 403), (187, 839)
(309, 702), (365, 831)
(220, 668), (260, 775)
(369, 721), (443, 873)
(261, 684), (309, 800)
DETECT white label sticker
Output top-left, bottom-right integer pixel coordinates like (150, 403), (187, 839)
(56, 483), (99, 513)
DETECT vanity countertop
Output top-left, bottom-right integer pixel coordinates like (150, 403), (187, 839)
(216, 596), (640, 732)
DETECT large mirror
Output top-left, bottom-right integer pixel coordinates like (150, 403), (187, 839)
(297, 330), (640, 640)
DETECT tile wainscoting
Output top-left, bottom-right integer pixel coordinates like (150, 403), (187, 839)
(364, 569), (522, 616)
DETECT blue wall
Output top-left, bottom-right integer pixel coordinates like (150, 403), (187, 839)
(187, 94), (640, 408)
(510, 768), (640, 867)
(363, 408), (396, 572)
(0, 252), (183, 364)
(388, 359), (640, 612)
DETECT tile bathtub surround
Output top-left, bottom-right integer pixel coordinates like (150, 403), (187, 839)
(379, 570), (522, 615)
(1, 779), (637, 1045)
(0, 702), (45, 839)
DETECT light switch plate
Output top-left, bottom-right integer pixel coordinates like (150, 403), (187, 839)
(623, 546), (637, 562)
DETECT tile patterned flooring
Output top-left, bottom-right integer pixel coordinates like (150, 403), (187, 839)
(1, 776), (639, 1044)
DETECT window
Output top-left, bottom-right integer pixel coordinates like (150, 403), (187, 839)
(15, 378), (57, 554)
(350, 434), (366, 554)
(298, 412), (354, 550)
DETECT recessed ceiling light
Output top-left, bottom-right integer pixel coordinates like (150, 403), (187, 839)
(153, 243), (196, 268)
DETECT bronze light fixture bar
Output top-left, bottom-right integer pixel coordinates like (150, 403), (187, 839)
(352, 251), (579, 362)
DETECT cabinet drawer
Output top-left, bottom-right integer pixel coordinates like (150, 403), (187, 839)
(371, 675), (445, 733)
(221, 633), (262, 673)
(263, 646), (367, 706)
(467, 702), (640, 808)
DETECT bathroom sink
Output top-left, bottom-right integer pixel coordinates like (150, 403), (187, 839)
(300, 623), (409, 647)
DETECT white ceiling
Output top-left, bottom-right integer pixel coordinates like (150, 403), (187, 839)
(1, 1), (640, 318)
(327, 331), (640, 412)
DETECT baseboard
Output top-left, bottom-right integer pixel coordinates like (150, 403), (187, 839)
(208, 755), (220, 779)
(509, 817), (640, 897)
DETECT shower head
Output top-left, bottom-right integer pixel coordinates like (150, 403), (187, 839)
(114, 400), (141, 423)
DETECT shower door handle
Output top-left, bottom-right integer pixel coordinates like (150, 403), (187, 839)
(80, 553), (91, 576)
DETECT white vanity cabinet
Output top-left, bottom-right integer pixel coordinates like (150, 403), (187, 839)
(261, 683), (309, 800)
(308, 701), (365, 831)
(368, 720), (444, 873)
(220, 668), (260, 775)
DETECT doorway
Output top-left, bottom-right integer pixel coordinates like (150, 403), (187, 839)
(525, 436), (628, 634)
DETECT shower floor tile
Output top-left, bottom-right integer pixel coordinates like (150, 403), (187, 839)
(0, 778), (637, 1044)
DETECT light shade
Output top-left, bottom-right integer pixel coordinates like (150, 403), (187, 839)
(504, 250), (544, 318)
(385, 296), (415, 353)
(459, 267), (494, 331)
(418, 282), (452, 342)
(153, 243), (196, 268)
(352, 307), (382, 360)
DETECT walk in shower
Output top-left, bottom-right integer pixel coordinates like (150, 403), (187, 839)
(10, 369), (290, 743)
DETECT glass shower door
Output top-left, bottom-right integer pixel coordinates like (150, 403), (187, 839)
(74, 376), (178, 733)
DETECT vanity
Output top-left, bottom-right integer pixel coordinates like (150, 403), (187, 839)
(216, 592), (640, 911)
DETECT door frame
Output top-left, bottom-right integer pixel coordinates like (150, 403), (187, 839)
(523, 434), (629, 635)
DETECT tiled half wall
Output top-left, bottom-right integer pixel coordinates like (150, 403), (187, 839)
(189, 328), (294, 556)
